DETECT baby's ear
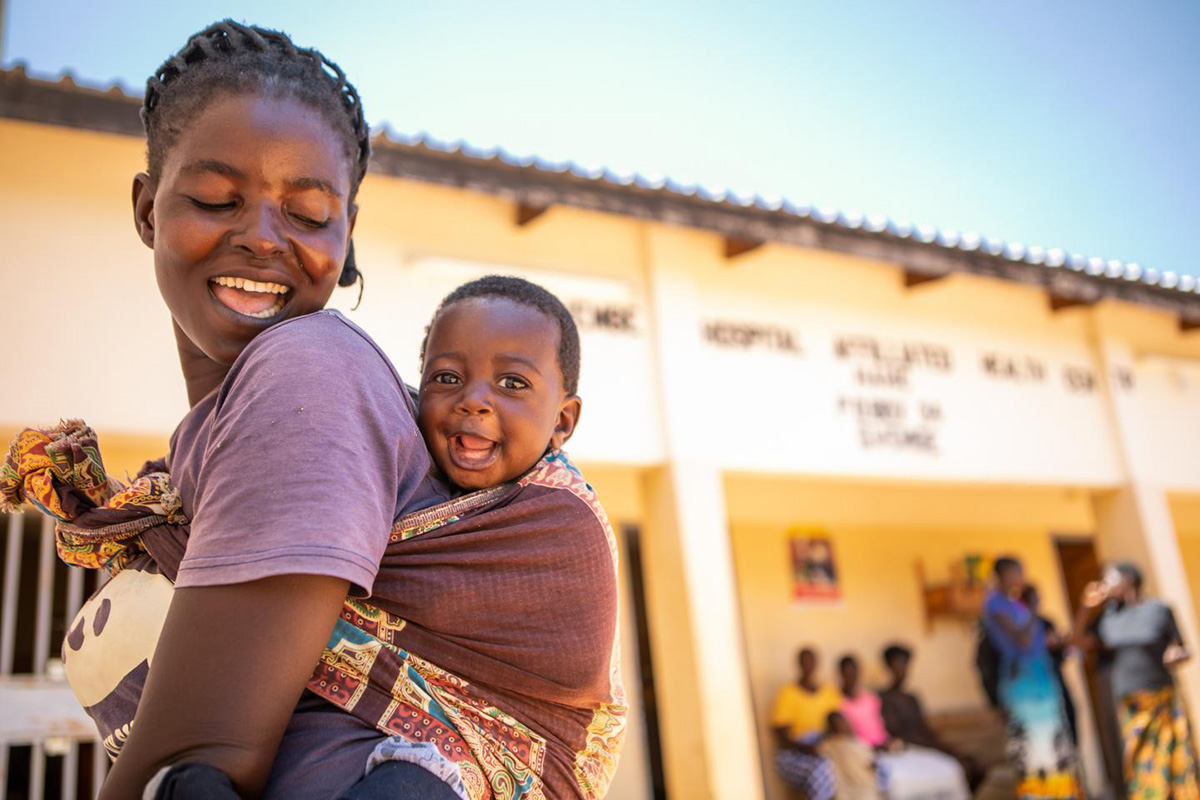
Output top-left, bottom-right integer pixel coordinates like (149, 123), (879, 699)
(551, 394), (582, 450)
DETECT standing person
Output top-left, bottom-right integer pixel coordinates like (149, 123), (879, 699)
(771, 648), (841, 800)
(1023, 584), (1080, 747)
(1073, 562), (1199, 799)
(982, 557), (1083, 799)
(1, 21), (624, 800)
(879, 644), (985, 790)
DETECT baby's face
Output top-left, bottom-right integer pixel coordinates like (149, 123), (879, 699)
(418, 297), (580, 490)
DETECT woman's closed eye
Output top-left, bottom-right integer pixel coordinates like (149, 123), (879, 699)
(288, 210), (330, 229)
(285, 200), (333, 228)
(188, 197), (237, 212)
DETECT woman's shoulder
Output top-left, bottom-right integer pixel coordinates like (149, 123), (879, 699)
(226, 310), (410, 399)
(248, 310), (396, 372)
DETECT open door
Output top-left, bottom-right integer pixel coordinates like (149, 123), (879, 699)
(1055, 537), (1124, 798)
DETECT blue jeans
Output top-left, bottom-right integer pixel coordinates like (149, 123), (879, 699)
(336, 760), (461, 800)
(153, 760), (460, 799)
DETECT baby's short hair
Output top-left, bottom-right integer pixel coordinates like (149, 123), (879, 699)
(420, 275), (581, 394)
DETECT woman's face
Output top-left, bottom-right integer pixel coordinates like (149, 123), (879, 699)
(839, 659), (859, 689)
(1103, 567), (1132, 598)
(133, 93), (356, 366)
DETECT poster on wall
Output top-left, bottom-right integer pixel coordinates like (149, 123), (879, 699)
(788, 528), (840, 601)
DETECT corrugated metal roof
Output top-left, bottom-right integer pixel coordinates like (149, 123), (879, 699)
(3, 63), (1197, 299)
(374, 126), (1196, 295)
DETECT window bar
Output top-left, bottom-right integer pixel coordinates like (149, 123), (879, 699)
(0, 744), (9, 800)
(1, 513), (22, 675)
(34, 516), (56, 675)
(92, 740), (109, 798)
(29, 741), (45, 800)
(62, 741), (79, 800)
(63, 567), (86, 798)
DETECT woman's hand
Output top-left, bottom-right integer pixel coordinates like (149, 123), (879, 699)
(1081, 581), (1109, 609)
(98, 574), (349, 800)
(1165, 644), (1190, 668)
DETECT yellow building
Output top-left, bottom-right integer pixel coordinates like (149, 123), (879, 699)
(3, 66), (1200, 799)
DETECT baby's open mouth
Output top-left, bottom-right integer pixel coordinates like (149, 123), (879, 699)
(449, 433), (499, 471)
(209, 276), (290, 320)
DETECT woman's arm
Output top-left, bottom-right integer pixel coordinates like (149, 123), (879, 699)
(988, 606), (1035, 649)
(1164, 607), (1190, 667)
(1070, 581), (1108, 650)
(99, 574), (349, 799)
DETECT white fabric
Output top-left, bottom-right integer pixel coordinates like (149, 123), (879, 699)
(877, 746), (970, 800)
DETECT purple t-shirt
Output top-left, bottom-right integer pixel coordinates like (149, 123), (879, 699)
(157, 310), (452, 797)
(166, 310), (449, 596)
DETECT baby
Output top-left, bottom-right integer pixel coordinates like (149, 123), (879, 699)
(416, 274), (583, 490)
(6, 273), (625, 798)
(818, 711), (881, 800)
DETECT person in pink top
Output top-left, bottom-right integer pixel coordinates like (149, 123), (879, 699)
(836, 653), (971, 800)
(837, 654), (890, 747)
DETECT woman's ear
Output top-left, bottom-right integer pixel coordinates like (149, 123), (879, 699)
(131, 173), (156, 249)
(551, 395), (582, 450)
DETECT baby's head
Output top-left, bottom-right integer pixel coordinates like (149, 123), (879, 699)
(826, 711), (852, 737)
(418, 276), (582, 490)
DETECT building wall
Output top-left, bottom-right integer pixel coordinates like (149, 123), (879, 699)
(726, 476), (1097, 798)
(6, 114), (1200, 799)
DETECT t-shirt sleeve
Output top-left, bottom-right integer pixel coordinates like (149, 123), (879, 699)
(174, 314), (431, 595)
(982, 592), (1007, 624)
(770, 688), (794, 728)
(1165, 606), (1185, 647)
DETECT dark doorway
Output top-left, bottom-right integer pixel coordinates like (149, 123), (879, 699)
(1055, 537), (1124, 798)
(622, 523), (668, 800)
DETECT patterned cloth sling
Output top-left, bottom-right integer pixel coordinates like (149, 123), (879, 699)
(2, 421), (626, 800)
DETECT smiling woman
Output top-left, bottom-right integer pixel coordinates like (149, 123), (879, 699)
(134, 91), (359, 389)
(1, 17), (626, 800)
(0, 20), (458, 800)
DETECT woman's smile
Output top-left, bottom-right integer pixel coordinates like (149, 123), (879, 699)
(209, 275), (292, 320)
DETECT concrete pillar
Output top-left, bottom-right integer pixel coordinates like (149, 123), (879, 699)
(638, 225), (765, 800)
(1089, 308), (1200, 715)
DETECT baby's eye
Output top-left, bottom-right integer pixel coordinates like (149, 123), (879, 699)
(431, 372), (461, 385)
(498, 376), (529, 391)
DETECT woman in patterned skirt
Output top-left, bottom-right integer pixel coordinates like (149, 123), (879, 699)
(1074, 562), (1199, 800)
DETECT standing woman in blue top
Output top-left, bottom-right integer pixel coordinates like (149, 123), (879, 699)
(1073, 562), (1199, 800)
(981, 557), (1082, 799)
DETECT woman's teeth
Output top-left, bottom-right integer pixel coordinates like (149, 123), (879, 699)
(211, 276), (289, 294)
(209, 276), (290, 319)
(241, 296), (287, 319)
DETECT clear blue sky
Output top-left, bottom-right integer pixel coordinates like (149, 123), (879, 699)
(4, 1), (1197, 276)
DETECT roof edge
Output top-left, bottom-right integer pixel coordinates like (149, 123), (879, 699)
(3, 65), (1198, 318)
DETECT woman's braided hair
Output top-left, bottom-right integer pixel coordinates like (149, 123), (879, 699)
(141, 20), (370, 287)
